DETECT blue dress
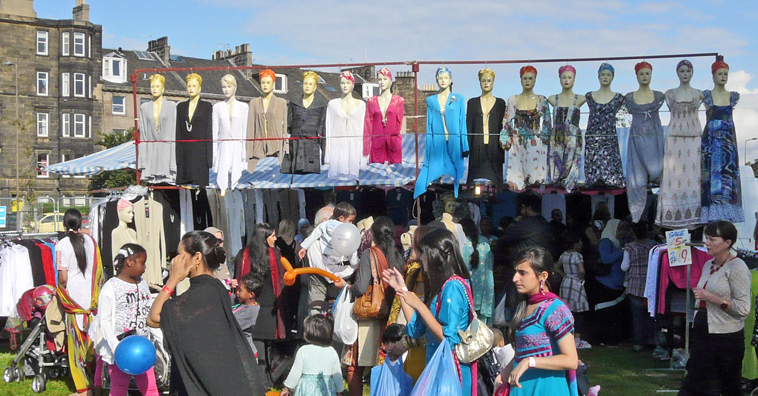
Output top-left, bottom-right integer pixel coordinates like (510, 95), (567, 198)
(462, 236), (495, 325)
(511, 298), (578, 396)
(414, 93), (468, 198)
(405, 279), (473, 396)
(700, 90), (743, 223)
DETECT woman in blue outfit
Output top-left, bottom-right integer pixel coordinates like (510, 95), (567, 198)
(383, 227), (475, 396)
(414, 67), (468, 199)
(497, 247), (578, 396)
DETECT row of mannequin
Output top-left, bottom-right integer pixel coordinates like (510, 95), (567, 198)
(414, 60), (743, 228)
(137, 68), (406, 193)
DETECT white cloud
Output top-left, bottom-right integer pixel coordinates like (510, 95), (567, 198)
(729, 70), (758, 162)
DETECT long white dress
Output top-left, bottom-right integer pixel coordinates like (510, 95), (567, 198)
(212, 100), (249, 190)
(324, 99), (367, 180)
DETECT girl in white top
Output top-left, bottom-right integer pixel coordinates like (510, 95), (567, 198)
(282, 314), (344, 396)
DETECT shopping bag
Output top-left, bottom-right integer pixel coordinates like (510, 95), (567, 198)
(409, 339), (463, 396)
(493, 293), (507, 327)
(370, 358), (413, 396)
(332, 287), (358, 344)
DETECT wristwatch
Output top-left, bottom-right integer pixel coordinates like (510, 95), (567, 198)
(721, 300), (729, 310)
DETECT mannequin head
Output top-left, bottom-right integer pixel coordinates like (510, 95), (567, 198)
(186, 73), (202, 99)
(676, 60), (693, 84)
(558, 65), (576, 89)
(520, 66), (538, 91)
(436, 67), (452, 91)
(302, 71), (319, 96)
(221, 74), (237, 99)
(377, 67), (393, 92)
(597, 63), (615, 87)
(712, 61), (729, 87)
(149, 74), (165, 99)
(635, 62), (653, 86)
(260, 69), (276, 94)
(478, 68), (495, 94)
(340, 71), (355, 95)
(117, 199), (134, 224)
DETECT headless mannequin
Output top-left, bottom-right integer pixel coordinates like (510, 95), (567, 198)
(711, 67), (732, 106)
(479, 73), (496, 145)
(219, 80), (238, 197)
(548, 71), (586, 108)
(589, 69), (619, 104)
(111, 202), (138, 261)
(437, 72), (453, 141)
(632, 67), (655, 105)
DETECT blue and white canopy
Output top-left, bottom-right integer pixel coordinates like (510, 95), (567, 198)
(47, 141), (136, 176)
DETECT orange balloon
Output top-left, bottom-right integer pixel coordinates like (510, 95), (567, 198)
(281, 257), (293, 272)
(283, 267), (340, 286)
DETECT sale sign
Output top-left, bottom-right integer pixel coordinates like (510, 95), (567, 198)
(666, 229), (692, 267)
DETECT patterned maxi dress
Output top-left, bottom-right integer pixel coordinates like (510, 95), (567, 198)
(583, 93), (625, 187)
(559, 251), (589, 313)
(548, 95), (583, 192)
(500, 95), (552, 190)
(700, 90), (744, 223)
(462, 235), (495, 325)
(656, 88), (703, 228)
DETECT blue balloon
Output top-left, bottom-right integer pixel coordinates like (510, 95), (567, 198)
(114, 335), (156, 376)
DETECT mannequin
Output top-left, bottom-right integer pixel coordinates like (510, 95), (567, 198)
(356, 216), (374, 236)
(700, 60), (743, 223)
(111, 199), (138, 261)
(656, 60), (703, 228)
(584, 63), (625, 187)
(439, 194), (466, 252)
(212, 74), (249, 195)
(413, 67), (468, 198)
(547, 65), (586, 192)
(467, 68), (506, 192)
(248, 69), (288, 172)
(624, 62), (665, 222)
(500, 66), (551, 190)
(282, 71), (326, 174)
(176, 73), (213, 186)
(138, 74), (177, 183)
(324, 71), (367, 180)
(364, 67), (405, 166)
(400, 225), (417, 252)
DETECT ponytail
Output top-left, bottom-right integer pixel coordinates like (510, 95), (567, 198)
(63, 209), (87, 274)
(113, 243), (147, 275)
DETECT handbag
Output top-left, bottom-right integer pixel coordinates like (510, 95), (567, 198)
(437, 276), (494, 364)
(353, 247), (390, 320)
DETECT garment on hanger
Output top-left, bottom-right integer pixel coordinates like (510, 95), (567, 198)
(364, 95), (405, 164)
(191, 189), (212, 231)
(179, 189), (194, 238)
(138, 98), (177, 184)
(0, 243), (34, 316)
(17, 240), (45, 286)
(133, 194), (167, 286)
(283, 96), (327, 174)
(325, 99), (367, 180)
(212, 100), (249, 191)
(466, 96), (506, 192)
(153, 189), (181, 255)
(548, 95), (583, 192)
(386, 188), (414, 227)
(277, 189), (301, 226)
(262, 189), (281, 227)
(584, 93), (625, 187)
(501, 95), (552, 190)
(225, 190), (245, 271)
(414, 93), (468, 198)
(247, 96), (288, 172)
(242, 190), (257, 247)
(176, 99), (213, 187)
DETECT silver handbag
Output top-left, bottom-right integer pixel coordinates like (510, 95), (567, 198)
(455, 303), (495, 363)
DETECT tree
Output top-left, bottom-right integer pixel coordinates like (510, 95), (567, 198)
(89, 128), (137, 189)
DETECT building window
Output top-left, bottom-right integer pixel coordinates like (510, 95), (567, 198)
(36, 72), (48, 96)
(88, 116), (92, 138)
(61, 113), (70, 137)
(36, 31), (48, 55)
(112, 96), (125, 115)
(87, 34), (91, 58)
(274, 74), (288, 94)
(362, 83), (380, 99)
(74, 114), (85, 137)
(61, 73), (70, 97)
(88, 76), (92, 98)
(103, 57), (125, 80)
(114, 129), (127, 137)
(74, 73), (85, 97)
(140, 97), (151, 106)
(60, 154), (71, 178)
(37, 153), (49, 178)
(61, 32), (69, 56)
(73, 32), (85, 57)
(36, 113), (48, 137)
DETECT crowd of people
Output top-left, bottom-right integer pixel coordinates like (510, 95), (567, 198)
(49, 187), (755, 395)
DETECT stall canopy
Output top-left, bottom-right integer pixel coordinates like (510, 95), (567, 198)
(48, 141), (136, 176)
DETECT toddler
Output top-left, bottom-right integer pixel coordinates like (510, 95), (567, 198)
(233, 271), (262, 362)
(298, 202), (359, 273)
(282, 314), (344, 396)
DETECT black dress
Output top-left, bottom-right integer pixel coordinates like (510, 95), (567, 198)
(281, 96), (327, 174)
(175, 100), (213, 186)
(466, 97), (506, 192)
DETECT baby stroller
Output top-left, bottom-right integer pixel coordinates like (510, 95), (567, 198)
(2, 285), (69, 393)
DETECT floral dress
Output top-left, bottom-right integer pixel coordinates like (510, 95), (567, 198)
(500, 95), (552, 190)
(548, 95), (583, 192)
(583, 92), (625, 187)
(462, 235), (495, 325)
(700, 90), (744, 223)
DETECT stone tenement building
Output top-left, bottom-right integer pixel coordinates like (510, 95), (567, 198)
(0, 0), (102, 199)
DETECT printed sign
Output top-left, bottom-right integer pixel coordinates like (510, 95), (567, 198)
(666, 229), (692, 267)
(0, 206), (6, 228)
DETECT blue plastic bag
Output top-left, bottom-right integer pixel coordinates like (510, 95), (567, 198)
(409, 339), (463, 396)
(370, 358), (413, 396)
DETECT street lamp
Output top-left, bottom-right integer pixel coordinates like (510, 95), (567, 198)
(745, 137), (758, 166)
(4, 61), (19, 230)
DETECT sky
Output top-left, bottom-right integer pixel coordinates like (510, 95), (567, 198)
(35, 0), (758, 159)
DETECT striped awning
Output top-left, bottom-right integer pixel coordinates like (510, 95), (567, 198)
(47, 141), (136, 176)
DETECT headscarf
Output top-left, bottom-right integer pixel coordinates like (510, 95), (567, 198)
(711, 60), (729, 75)
(295, 219), (309, 244)
(598, 62), (615, 77)
(377, 67), (393, 81)
(676, 59), (693, 72)
(600, 219), (621, 247)
(558, 65), (576, 77)
(259, 69), (276, 82)
(117, 198), (132, 211)
(340, 71), (355, 84)
(520, 65), (538, 77)
(635, 61), (653, 73)
(436, 67), (452, 80)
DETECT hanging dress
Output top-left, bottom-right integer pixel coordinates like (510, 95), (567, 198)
(624, 91), (665, 223)
(364, 95), (405, 164)
(583, 93), (625, 187)
(176, 99), (213, 187)
(212, 100), (249, 191)
(283, 97), (327, 174)
(466, 96), (506, 192)
(548, 95), (583, 192)
(414, 93), (468, 198)
(324, 98), (366, 180)
(700, 90), (744, 223)
(656, 88), (703, 228)
(500, 95), (552, 190)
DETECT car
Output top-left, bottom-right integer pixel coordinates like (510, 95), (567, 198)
(31, 213), (63, 233)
